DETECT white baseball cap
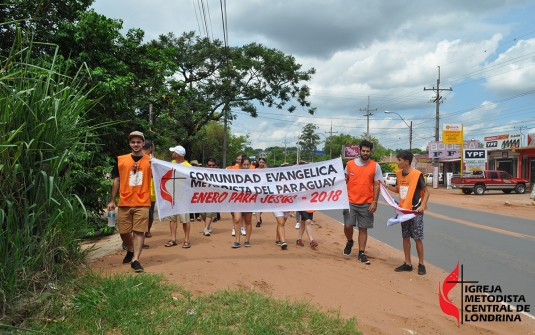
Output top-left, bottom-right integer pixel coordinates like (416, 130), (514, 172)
(169, 145), (186, 156)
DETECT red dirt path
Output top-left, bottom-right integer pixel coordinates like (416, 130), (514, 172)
(87, 187), (535, 334)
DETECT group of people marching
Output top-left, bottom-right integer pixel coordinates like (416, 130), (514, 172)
(108, 131), (429, 275)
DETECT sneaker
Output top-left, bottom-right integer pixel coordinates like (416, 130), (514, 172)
(240, 227), (246, 236)
(208, 225), (213, 233)
(203, 228), (210, 236)
(145, 232), (152, 238)
(343, 240), (354, 256)
(394, 263), (413, 272)
(231, 242), (241, 248)
(196, 216), (201, 221)
(358, 253), (370, 264)
(256, 221), (261, 227)
(123, 251), (134, 264)
(310, 240), (318, 248)
(418, 264), (426, 275)
(296, 239), (304, 247)
(142, 244), (149, 249)
(131, 260), (144, 273)
(244, 241), (251, 247)
(213, 218), (219, 222)
(295, 222), (300, 229)
(231, 228), (236, 236)
(275, 240), (282, 246)
(280, 242), (288, 250)
(190, 218), (194, 222)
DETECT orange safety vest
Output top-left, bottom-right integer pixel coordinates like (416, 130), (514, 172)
(396, 169), (427, 210)
(117, 154), (152, 207)
(346, 159), (377, 204)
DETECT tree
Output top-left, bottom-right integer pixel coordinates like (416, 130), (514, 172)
(298, 123), (321, 162)
(324, 133), (360, 158)
(150, 32), (316, 157)
(0, 0), (94, 57)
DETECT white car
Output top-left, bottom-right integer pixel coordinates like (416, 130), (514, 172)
(383, 172), (397, 186)
(424, 173), (444, 185)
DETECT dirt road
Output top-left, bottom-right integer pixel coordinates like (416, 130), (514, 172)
(87, 186), (535, 334)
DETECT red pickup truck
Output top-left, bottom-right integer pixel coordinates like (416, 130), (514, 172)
(450, 170), (529, 195)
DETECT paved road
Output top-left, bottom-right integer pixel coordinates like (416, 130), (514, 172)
(322, 202), (535, 309)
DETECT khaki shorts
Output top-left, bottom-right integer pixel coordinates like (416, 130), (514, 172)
(117, 206), (149, 234)
(164, 213), (188, 223)
(201, 212), (217, 219)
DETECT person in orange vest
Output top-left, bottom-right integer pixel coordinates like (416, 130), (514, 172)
(107, 131), (152, 272)
(384, 150), (429, 275)
(343, 140), (383, 264)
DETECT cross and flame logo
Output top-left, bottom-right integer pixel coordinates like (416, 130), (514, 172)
(438, 261), (460, 327)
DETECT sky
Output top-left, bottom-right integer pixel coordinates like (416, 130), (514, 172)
(91, 0), (535, 152)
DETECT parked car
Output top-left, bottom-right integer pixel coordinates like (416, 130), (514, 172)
(424, 172), (444, 185)
(383, 172), (397, 186)
(450, 170), (528, 195)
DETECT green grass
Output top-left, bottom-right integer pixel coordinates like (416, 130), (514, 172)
(10, 271), (361, 335)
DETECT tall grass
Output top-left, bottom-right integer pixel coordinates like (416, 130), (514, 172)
(0, 29), (99, 322)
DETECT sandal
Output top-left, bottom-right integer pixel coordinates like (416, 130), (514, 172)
(182, 241), (191, 249)
(165, 240), (177, 247)
(310, 240), (318, 248)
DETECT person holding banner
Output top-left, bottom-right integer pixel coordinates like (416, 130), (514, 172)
(296, 210), (317, 248)
(343, 140), (383, 264)
(385, 150), (429, 275)
(164, 145), (192, 248)
(201, 157), (218, 236)
(107, 131), (152, 273)
(231, 156), (255, 248)
(254, 157), (267, 227)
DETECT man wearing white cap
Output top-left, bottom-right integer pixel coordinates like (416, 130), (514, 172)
(107, 131), (151, 272)
(163, 145), (193, 248)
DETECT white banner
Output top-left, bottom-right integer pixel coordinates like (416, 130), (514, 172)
(379, 183), (419, 226)
(152, 158), (349, 218)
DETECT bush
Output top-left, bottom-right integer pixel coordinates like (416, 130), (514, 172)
(0, 30), (100, 321)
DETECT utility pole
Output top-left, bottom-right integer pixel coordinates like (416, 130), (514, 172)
(516, 126), (528, 147)
(325, 120), (338, 159)
(424, 66), (452, 188)
(360, 96), (376, 139)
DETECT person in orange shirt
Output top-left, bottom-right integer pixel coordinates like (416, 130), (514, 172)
(107, 131), (152, 272)
(343, 140), (383, 264)
(384, 150), (429, 275)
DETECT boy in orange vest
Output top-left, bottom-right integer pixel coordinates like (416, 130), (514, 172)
(384, 150), (429, 275)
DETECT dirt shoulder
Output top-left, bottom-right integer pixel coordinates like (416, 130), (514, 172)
(86, 187), (535, 334)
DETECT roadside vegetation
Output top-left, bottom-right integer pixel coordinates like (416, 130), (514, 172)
(2, 272), (360, 335)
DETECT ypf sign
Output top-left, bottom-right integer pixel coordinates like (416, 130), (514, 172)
(463, 149), (487, 160)
(463, 149), (487, 173)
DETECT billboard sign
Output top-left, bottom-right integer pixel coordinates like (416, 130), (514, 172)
(442, 124), (463, 144)
(484, 134), (521, 150)
(342, 145), (359, 159)
(427, 140), (479, 159)
(463, 149), (487, 173)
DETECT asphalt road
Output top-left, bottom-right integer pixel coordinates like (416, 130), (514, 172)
(322, 202), (535, 310)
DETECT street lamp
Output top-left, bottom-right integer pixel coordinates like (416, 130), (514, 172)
(385, 111), (412, 152)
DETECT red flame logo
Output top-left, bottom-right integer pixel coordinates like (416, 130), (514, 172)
(160, 169), (174, 208)
(438, 261), (460, 327)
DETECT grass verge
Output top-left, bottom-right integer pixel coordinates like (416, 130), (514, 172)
(5, 271), (361, 335)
